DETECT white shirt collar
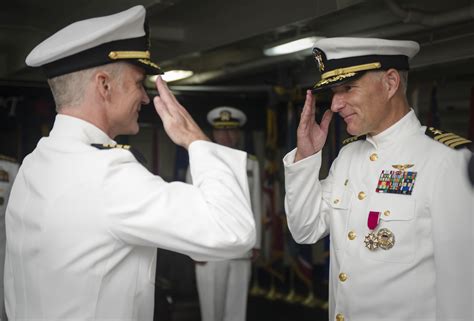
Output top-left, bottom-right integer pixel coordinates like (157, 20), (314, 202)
(366, 109), (421, 149)
(49, 114), (116, 145)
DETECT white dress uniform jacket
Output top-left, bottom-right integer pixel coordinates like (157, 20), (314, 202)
(5, 115), (256, 320)
(284, 110), (473, 321)
(188, 155), (262, 321)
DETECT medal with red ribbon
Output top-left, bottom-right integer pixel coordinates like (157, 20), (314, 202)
(364, 211), (380, 250)
(364, 211), (396, 251)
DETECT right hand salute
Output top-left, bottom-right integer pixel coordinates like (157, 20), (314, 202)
(294, 90), (333, 162)
(153, 76), (210, 149)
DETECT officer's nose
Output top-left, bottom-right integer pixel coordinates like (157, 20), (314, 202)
(330, 93), (345, 113)
(142, 88), (150, 105)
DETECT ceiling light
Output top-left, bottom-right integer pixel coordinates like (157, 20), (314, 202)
(149, 70), (194, 83)
(263, 36), (323, 56)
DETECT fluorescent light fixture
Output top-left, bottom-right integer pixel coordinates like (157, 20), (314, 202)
(264, 36), (323, 56)
(149, 70), (194, 83)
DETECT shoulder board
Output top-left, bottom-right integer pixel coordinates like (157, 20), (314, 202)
(91, 143), (131, 151)
(91, 143), (147, 165)
(425, 127), (472, 149)
(247, 153), (258, 161)
(342, 135), (366, 146)
(0, 154), (17, 163)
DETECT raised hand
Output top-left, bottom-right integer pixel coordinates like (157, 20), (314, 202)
(153, 76), (210, 149)
(295, 90), (333, 162)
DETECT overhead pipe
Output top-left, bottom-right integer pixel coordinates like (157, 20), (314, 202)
(180, 1), (474, 85)
(355, 0), (474, 38)
(383, 0), (474, 27)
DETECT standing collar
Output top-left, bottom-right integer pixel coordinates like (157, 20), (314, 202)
(366, 109), (421, 149)
(49, 114), (116, 145)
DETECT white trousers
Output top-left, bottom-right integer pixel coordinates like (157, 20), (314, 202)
(195, 259), (251, 321)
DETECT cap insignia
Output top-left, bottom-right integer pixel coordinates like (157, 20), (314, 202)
(313, 48), (325, 72)
(219, 110), (231, 121)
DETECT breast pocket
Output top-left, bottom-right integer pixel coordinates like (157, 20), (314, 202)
(361, 193), (416, 264)
(327, 184), (353, 252)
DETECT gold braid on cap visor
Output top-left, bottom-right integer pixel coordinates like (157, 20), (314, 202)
(108, 50), (151, 60)
(314, 62), (382, 88)
(213, 121), (241, 129)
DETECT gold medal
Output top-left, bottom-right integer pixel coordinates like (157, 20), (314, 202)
(364, 232), (379, 250)
(377, 228), (395, 250)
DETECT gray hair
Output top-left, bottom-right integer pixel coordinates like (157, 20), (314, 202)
(371, 70), (408, 94)
(47, 63), (124, 111)
(398, 70), (408, 94)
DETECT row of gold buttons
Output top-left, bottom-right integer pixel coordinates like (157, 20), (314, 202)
(335, 152), (378, 321)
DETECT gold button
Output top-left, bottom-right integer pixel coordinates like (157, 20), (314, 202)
(358, 191), (366, 200)
(369, 153), (378, 161)
(339, 272), (348, 282)
(333, 199), (340, 204)
(348, 231), (356, 240)
(384, 210), (391, 216)
(336, 313), (345, 321)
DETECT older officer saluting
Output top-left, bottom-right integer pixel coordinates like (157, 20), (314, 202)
(283, 37), (473, 321)
(5, 6), (255, 320)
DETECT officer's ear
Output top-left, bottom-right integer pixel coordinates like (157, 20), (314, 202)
(95, 70), (113, 102)
(382, 69), (400, 100)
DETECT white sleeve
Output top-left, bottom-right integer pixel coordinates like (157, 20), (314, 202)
(430, 149), (473, 321)
(283, 148), (332, 244)
(102, 140), (256, 262)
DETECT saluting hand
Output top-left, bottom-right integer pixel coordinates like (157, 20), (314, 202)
(295, 90), (333, 162)
(153, 76), (210, 149)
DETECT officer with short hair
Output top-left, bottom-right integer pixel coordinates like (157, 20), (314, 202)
(5, 6), (255, 320)
(187, 106), (262, 321)
(284, 37), (473, 321)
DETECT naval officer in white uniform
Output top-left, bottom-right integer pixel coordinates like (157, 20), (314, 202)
(187, 107), (262, 321)
(283, 37), (473, 321)
(4, 6), (255, 321)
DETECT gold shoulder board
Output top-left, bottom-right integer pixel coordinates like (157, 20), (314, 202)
(425, 127), (472, 149)
(342, 135), (366, 146)
(91, 144), (146, 164)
